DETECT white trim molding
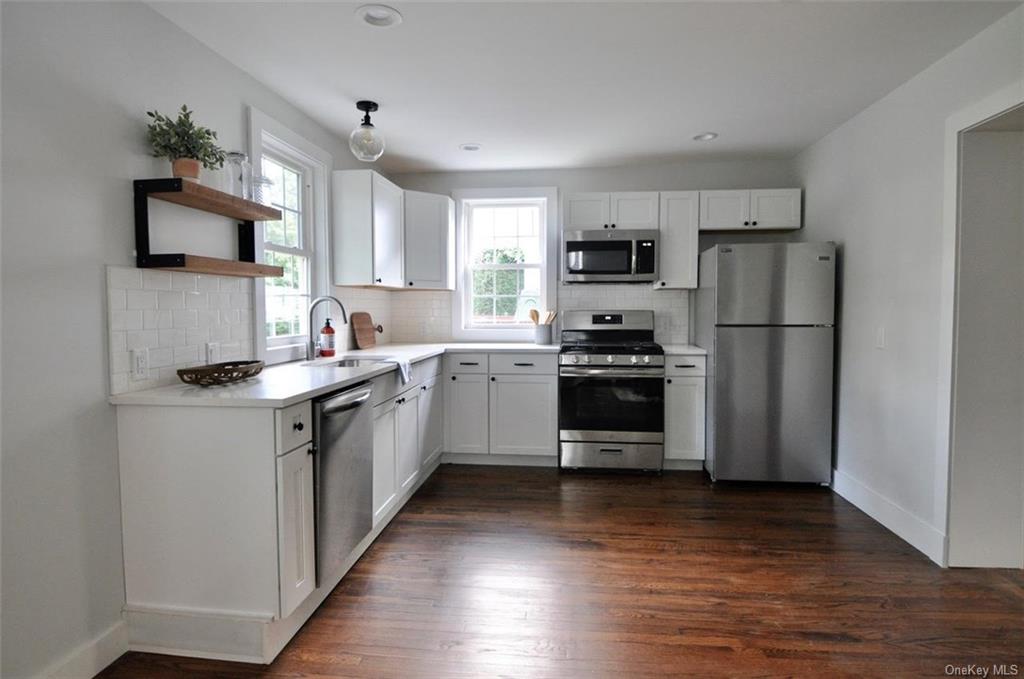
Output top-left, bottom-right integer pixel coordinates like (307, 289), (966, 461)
(832, 468), (947, 566)
(450, 187), (558, 342)
(37, 619), (127, 679)
(248, 107), (333, 365)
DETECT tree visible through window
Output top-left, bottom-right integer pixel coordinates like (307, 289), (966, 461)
(466, 202), (543, 326)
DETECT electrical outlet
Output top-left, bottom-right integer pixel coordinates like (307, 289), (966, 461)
(875, 325), (886, 349)
(205, 342), (221, 365)
(130, 348), (150, 381)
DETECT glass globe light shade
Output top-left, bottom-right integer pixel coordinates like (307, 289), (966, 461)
(349, 123), (385, 162)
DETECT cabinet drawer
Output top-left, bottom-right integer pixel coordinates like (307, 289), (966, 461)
(666, 356), (706, 376)
(276, 400), (312, 455)
(489, 353), (557, 375)
(445, 353), (488, 374)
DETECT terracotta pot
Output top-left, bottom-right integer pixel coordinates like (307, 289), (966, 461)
(171, 158), (201, 182)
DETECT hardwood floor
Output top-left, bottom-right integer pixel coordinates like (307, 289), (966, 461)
(100, 465), (1023, 678)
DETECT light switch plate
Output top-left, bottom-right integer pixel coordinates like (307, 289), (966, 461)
(875, 326), (886, 349)
(130, 348), (150, 381)
(205, 342), (221, 365)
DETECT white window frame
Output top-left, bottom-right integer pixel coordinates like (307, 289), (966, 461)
(249, 107), (332, 365)
(451, 187), (558, 341)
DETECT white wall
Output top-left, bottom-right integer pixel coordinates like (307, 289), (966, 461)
(391, 158), (797, 343)
(0, 3), (357, 677)
(947, 129), (1024, 567)
(794, 7), (1024, 563)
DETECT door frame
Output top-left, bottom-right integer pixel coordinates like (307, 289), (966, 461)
(937, 79), (1024, 567)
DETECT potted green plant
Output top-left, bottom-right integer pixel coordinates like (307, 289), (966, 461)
(146, 105), (226, 182)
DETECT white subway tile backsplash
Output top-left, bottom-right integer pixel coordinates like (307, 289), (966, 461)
(107, 265), (258, 395)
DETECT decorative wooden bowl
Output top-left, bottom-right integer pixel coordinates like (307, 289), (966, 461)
(177, 360), (264, 387)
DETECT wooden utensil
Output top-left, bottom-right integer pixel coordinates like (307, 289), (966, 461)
(350, 312), (382, 349)
(529, 309), (540, 325)
(544, 311), (556, 325)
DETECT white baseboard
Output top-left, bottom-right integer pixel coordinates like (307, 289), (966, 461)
(39, 619), (127, 679)
(831, 467), (947, 566)
(441, 452), (557, 467)
(663, 459), (703, 471)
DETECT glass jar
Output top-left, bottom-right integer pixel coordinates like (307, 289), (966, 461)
(251, 175), (274, 206)
(223, 151), (252, 199)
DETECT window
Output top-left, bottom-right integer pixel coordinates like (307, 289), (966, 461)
(261, 155), (312, 346)
(452, 188), (557, 340)
(249, 107), (331, 365)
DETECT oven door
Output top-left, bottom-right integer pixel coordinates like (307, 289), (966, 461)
(558, 367), (664, 443)
(564, 240), (634, 282)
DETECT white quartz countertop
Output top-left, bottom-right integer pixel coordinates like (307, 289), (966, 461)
(109, 342), (560, 408)
(660, 344), (707, 355)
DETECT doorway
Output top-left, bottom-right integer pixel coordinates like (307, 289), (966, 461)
(947, 102), (1024, 568)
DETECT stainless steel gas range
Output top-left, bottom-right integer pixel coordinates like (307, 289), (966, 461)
(558, 310), (665, 471)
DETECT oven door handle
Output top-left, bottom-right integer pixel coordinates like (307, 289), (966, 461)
(559, 367), (665, 378)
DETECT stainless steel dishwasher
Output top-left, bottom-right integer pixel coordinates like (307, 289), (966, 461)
(313, 382), (374, 586)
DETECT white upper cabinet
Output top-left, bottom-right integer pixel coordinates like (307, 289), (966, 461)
(565, 192), (659, 230)
(609, 192), (660, 229)
(749, 189), (802, 229)
(653, 191), (699, 290)
(403, 190), (454, 290)
(699, 190), (749, 230)
(564, 192), (610, 230)
(332, 169), (405, 288)
(699, 189), (801, 231)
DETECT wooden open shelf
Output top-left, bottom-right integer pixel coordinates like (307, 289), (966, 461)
(149, 180), (282, 222)
(133, 178), (284, 278)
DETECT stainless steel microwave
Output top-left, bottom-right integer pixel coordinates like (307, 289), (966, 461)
(563, 229), (659, 283)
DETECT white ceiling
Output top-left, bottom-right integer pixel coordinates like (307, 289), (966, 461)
(151, 1), (1019, 173)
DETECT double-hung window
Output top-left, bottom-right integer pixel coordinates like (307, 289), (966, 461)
(452, 188), (557, 340)
(249, 107), (331, 365)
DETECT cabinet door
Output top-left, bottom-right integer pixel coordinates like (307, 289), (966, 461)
(488, 374), (557, 456)
(277, 445), (316, 618)
(564, 193), (611, 230)
(699, 190), (750, 231)
(372, 400), (397, 525)
(665, 376), (706, 460)
(654, 191), (699, 290)
(371, 173), (405, 287)
(444, 374), (489, 454)
(418, 375), (444, 468)
(404, 191), (454, 289)
(396, 391), (420, 492)
(609, 192), (659, 229)
(749, 189), (802, 229)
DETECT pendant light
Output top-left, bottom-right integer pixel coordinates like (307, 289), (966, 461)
(349, 100), (385, 162)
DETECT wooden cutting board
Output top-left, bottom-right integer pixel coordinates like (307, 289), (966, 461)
(350, 312), (378, 349)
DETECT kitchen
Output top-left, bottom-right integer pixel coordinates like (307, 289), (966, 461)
(2, 3), (1023, 678)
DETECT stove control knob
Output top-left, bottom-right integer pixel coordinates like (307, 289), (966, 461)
(606, 355), (615, 364)
(643, 356), (651, 364)
(583, 355), (591, 364)
(570, 355), (579, 364)
(630, 355), (639, 364)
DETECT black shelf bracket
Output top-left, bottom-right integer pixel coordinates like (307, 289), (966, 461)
(133, 178), (257, 269)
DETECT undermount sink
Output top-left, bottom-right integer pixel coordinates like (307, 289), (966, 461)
(306, 356), (391, 368)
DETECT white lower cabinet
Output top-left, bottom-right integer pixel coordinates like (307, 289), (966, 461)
(372, 388), (420, 525)
(444, 373), (489, 454)
(488, 374), (558, 455)
(276, 443), (316, 619)
(418, 375), (444, 468)
(664, 376), (706, 460)
(372, 399), (398, 524)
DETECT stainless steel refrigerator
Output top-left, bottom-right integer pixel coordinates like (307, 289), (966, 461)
(695, 243), (836, 483)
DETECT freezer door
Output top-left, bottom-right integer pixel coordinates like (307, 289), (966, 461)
(712, 326), (833, 482)
(716, 243), (835, 325)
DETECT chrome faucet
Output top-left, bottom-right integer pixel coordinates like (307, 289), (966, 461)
(308, 295), (348, 360)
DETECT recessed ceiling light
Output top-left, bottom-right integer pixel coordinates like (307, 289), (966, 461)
(355, 4), (403, 28)
(459, 143), (482, 152)
(693, 132), (719, 142)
